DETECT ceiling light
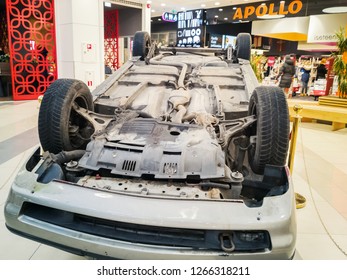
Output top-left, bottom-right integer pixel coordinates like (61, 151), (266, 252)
(151, 9), (155, 13)
(215, 15), (219, 18)
(233, 7), (237, 10)
(161, 3), (166, 7)
(224, 17), (228, 20)
(215, 2), (220, 5)
(322, 7), (347, 13)
(219, 8), (223, 11)
(104, 2), (111, 7)
(147, 0), (152, 3)
(201, 4), (206, 7)
(158, 18), (161, 21)
(257, 14), (285, 19)
(181, 7), (185, 10)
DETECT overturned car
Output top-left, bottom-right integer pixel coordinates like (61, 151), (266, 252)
(4, 32), (296, 259)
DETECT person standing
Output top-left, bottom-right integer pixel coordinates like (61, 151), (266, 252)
(300, 65), (311, 96)
(316, 60), (327, 80)
(277, 55), (296, 98)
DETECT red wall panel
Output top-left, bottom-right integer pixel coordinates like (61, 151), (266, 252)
(104, 10), (119, 70)
(6, 0), (57, 100)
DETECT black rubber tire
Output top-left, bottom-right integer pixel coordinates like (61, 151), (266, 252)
(235, 33), (251, 61)
(247, 86), (290, 174)
(132, 31), (151, 60)
(38, 79), (94, 154)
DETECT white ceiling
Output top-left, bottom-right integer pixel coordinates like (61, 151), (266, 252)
(140, 0), (268, 17)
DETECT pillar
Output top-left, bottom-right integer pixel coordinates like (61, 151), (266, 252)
(142, 3), (151, 34)
(54, 0), (104, 90)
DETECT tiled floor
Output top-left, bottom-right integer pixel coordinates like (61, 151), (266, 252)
(0, 100), (347, 260)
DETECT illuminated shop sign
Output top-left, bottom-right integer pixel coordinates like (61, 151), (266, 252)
(162, 12), (178, 22)
(177, 9), (204, 48)
(233, 0), (303, 20)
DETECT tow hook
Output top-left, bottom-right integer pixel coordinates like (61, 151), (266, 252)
(219, 233), (235, 252)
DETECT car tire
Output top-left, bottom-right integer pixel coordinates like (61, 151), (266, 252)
(132, 31), (151, 60)
(38, 79), (94, 154)
(235, 33), (251, 61)
(247, 86), (290, 174)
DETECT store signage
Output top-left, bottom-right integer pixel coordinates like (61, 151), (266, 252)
(177, 9), (204, 47)
(307, 14), (347, 43)
(162, 12), (177, 22)
(233, 0), (303, 20)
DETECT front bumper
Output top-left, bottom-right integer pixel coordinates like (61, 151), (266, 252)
(4, 151), (296, 260)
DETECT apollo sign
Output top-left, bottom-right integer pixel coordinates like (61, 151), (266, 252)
(233, 0), (303, 20)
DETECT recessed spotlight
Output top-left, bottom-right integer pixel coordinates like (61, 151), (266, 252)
(224, 17), (228, 20)
(215, 2), (220, 5)
(158, 18), (161, 21)
(219, 8), (223, 11)
(201, 4), (206, 7)
(181, 7), (185, 10)
(322, 6), (347, 13)
(215, 15), (219, 18)
(151, 9), (155, 13)
(161, 3), (166, 7)
(233, 7), (237, 10)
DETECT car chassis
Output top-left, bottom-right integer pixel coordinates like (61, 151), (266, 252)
(4, 32), (296, 259)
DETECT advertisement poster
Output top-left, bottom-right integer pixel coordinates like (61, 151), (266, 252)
(177, 9), (205, 47)
(209, 34), (223, 48)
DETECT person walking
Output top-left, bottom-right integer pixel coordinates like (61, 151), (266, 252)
(277, 55), (296, 98)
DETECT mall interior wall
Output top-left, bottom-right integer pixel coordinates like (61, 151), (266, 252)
(54, 0), (105, 91)
(54, 0), (150, 90)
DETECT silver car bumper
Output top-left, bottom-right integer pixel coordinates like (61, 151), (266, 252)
(4, 151), (296, 260)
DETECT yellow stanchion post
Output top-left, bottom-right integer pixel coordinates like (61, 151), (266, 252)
(288, 104), (302, 172)
(287, 104), (306, 209)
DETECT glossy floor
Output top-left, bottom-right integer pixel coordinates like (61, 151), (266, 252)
(0, 100), (347, 260)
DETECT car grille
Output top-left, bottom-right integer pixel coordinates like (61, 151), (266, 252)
(20, 202), (271, 252)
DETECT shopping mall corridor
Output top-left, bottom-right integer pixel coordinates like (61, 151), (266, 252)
(0, 100), (347, 260)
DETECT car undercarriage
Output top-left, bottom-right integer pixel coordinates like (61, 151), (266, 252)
(4, 32), (296, 259)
